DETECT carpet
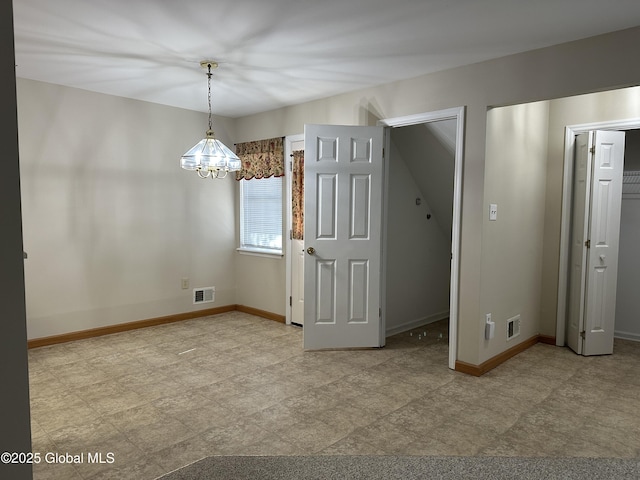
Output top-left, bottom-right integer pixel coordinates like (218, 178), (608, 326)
(157, 456), (640, 479)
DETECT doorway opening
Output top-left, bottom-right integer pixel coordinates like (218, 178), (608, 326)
(379, 111), (463, 369)
(284, 108), (464, 368)
(557, 120), (640, 351)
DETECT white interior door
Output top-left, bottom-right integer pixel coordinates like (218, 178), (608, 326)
(303, 124), (385, 349)
(567, 130), (625, 355)
(567, 133), (591, 354)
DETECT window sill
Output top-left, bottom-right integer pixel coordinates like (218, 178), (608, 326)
(236, 248), (283, 259)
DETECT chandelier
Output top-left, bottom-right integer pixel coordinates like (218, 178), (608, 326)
(180, 61), (240, 179)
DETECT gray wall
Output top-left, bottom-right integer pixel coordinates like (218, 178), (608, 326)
(616, 129), (640, 339)
(0, 2), (33, 479)
(624, 130), (640, 171)
(616, 197), (640, 340)
(392, 121), (456, 240)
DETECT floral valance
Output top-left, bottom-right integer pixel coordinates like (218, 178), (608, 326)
(235, 137), (284, 180)
(292, 150), (304, 240)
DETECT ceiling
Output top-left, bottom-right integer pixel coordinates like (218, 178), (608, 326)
(12, 0), (640, 118)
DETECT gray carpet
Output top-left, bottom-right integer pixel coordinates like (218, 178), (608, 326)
(157, 456), (640, 479)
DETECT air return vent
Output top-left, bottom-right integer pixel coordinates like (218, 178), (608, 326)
(506, 315), (521, 341)
(193, 286), (215, 304)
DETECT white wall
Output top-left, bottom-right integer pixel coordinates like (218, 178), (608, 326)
(235, 252), (286, 315)
(385, 137), (451, 335)
(17, 79), (239, 339)
(481, 101), (550, 361)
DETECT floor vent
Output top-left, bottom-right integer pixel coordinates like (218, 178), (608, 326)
(193, 287), (215, 305)
(507, 315), (521, 340)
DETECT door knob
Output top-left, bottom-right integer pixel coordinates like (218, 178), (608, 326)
(306, 246), (316, 255)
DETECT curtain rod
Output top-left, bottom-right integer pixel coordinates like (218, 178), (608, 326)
(233, 136), (285, 146)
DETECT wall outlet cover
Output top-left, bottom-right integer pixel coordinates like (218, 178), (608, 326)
(193, 286), (215, 304)
(507, 314), (521, 340)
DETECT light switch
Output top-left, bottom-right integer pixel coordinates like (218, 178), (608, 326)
(489, 204), (498, 221)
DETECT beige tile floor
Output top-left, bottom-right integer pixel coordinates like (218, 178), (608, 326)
(28, 311), (640, 479)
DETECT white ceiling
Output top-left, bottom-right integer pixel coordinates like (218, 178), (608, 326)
(12, 0), (640, 118)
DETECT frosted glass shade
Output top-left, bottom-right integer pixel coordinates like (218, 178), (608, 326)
(180, 135), (241, 173)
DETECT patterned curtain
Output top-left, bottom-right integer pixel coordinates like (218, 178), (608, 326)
(292, 150), (304, 240)
(235, 137), (285, 180)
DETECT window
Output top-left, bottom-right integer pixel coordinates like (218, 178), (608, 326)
(239, 176), (283, 255)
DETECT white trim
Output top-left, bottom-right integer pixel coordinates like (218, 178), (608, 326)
(285, 134), (304, 326)
(556, 117), (640, 347)
(236, 247), (283, 258)
(385, 310), (450, 337)
(380, 130), (391, 346)
(379, 106), (466, 370)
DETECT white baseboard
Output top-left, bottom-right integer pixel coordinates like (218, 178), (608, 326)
(614, 330), (640, 342)
(385, 310), (449, 337)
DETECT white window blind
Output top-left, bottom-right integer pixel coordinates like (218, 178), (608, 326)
(239, 176), (283, 254)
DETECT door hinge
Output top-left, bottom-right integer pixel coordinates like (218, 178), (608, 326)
(585, 239), (591, 248)
(290, 229), (293, 240)
(289, 296), (292, 307)
(580, 331), (586, 339)
(289, 160), (293, 171)
(589, 146), (596, 154)
(379, 307), (382, 318)
(382, 147), (385, 159)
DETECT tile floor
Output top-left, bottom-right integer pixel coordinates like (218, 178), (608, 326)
(28, 311), (640, 479)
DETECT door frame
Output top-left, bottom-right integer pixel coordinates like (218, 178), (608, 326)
(285, 133), (305, 325)
(556, 118), (640, 346)
(379, 106), (466, 370)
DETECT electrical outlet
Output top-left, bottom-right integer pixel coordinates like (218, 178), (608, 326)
(485, 313), (495, 340)
(181, 277), (189, 290)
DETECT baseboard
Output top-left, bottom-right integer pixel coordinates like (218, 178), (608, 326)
(455, 334), (540, 376)
(236, 305), (286, 324)
(27, 304), (279, 349)
(538, 334), (557, 345)
(614, 330), (640, 342)
(385, 311), (449, 337)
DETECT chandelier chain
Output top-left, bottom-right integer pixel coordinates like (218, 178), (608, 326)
(207, 64), (213, 132)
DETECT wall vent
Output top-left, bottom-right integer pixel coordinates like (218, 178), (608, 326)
(193, 286), (215, 305)
(507, 315), (521, 341)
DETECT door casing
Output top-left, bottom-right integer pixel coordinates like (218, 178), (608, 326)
(556, 118), (640, 346)
(379, 107), (466, 370)
(285, 134), (305, 325)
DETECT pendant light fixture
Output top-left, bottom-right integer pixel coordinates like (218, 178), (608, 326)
(180, 61), (240, 179)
